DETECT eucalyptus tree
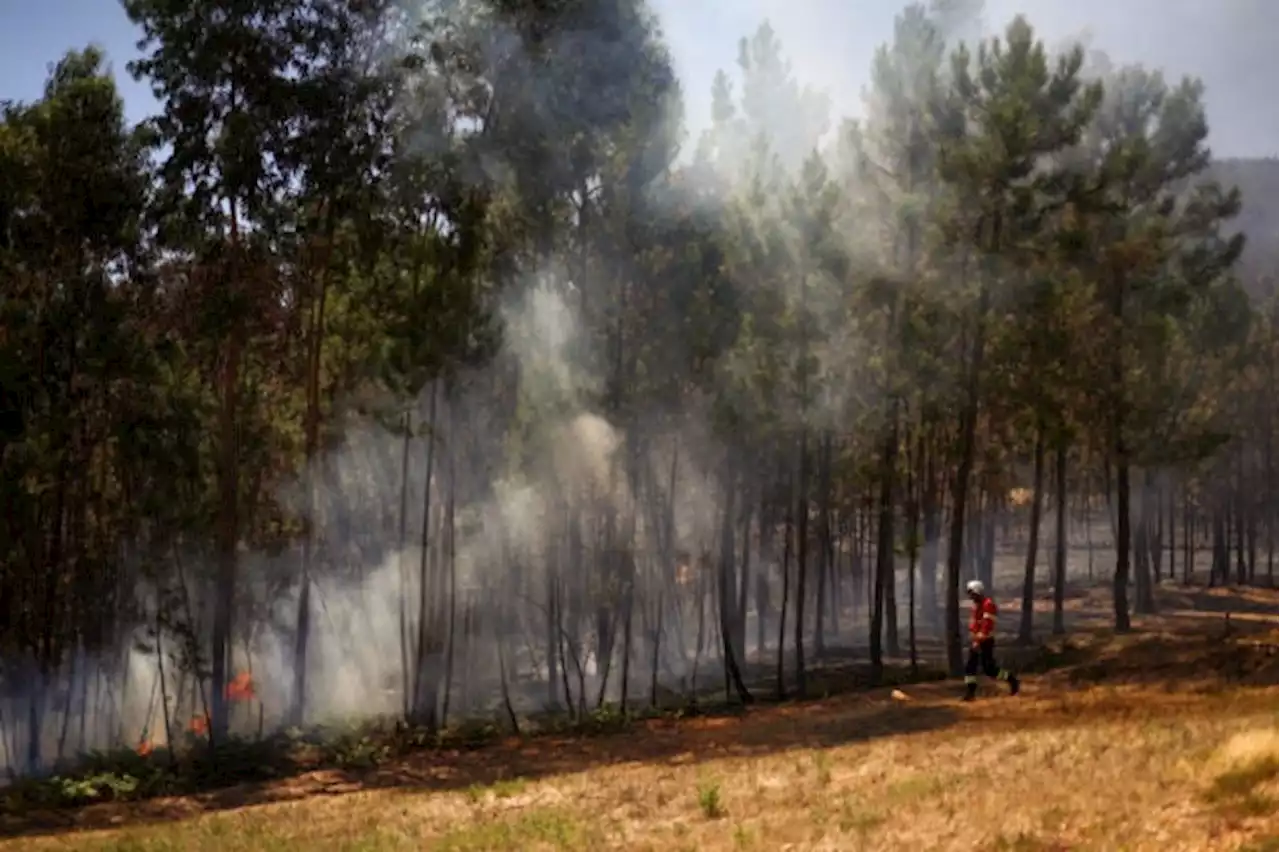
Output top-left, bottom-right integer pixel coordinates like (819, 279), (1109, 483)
(0, 47), (159, 769)
(123, 0), (308, 741)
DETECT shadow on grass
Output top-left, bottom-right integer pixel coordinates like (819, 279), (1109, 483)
(0, 698), (959, 841)
(1167, 586), (1280, 617)
(1014, 603), (1277, 692)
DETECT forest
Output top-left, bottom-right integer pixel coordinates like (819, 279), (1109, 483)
(0, 0), (1276, 781)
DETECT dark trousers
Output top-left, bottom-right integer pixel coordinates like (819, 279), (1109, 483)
(965, 638), (1002, 680)
(964, 638), (1014, 696)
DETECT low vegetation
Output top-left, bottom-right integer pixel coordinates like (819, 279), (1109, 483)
(3, 588), (1275, 852)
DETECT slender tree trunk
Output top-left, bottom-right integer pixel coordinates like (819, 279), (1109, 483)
(156, 609), (173, 755)
(1018, 424), (1046, 644)
(1085, 480), (1096, 581)
(412, 384), (439, 726)
(396, 413), (413, 719)
(946, 282), (988, 674)
(718, 459), (751, 703)
(1109, 269), (1133, 632)
(737, 496), (752, 662)
(883, 436), (900, 656)
(211, 332), (241, 745)
(1182, 487), (1194, 585)
(906, 430), (921, 674)
(813, 435), (832, 658)
(495, 604), (519, 735)
(756, 501), (772, 660)
(776, 472), (793, 700)
(209, 196), (246, 747)
(690, 568), (706, 702)
(870, 414), (898, 681)
(649, 589), (662, 709)
(619, 564), (635, 712)
(440, 441), (458, 727)
(1052, 439), (1068, 635)
(979, 500), (996, 592)
(1233, 488), (1248, 586)
(291, 212), (333, 728)
(1210, 503), (1229, 587)
(1151, 481), (1164, 584)
(793, 434), (809, 697)
(1134, 470), (1157, 614)
(1113, 453), (1133, 631)
(920, 441), (940, 631)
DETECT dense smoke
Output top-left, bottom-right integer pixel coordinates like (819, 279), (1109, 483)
(0, 0), (1272, 777)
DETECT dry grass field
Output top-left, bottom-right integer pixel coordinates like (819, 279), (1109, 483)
(3, 585), (1276, 852)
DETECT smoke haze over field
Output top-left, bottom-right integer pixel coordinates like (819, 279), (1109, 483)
(0, 0), (1275, 783)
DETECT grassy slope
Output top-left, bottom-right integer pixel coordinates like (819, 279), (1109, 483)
(4, 585), (1277, 852)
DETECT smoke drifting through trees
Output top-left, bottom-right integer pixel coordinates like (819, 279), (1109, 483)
(0, 0), (1274, 776)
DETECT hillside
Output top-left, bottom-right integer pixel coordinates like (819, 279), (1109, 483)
(3, 584), (1276, 852)
(1211, 157), (1279, 299)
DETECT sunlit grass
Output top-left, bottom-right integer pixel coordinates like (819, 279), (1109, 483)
(8, 598), (1277, 852)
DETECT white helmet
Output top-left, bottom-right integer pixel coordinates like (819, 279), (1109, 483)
(965, 579), (985, 596)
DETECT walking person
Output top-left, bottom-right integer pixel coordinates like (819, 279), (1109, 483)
(963, 579), (1020, 701)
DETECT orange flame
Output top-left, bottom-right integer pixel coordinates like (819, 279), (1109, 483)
(226, 671), (256, 702)
(136, 738), (154, 756)
(183, 672), (254, 740)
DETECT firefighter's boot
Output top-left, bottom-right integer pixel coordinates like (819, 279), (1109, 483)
(962, 678), (978, 702)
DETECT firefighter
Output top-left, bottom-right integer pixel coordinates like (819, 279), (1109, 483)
(963, 579), (1020, 701)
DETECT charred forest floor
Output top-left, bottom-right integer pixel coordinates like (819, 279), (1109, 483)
(2, 582), (1277, 851)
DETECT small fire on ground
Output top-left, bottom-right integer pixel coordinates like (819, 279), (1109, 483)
(135, 671), (258, 754)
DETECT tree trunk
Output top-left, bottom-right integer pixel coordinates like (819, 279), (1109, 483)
(793, 433), (809, 697)
(737, 497), (752, 662)
(290, 211), (333, 728)
(776, 472), (793, 700)
(947, 281), (987, 674)
(1017, 424), (1046, 644)
(211, 331), (241, 745)
(1109, 266), (1132, 633)
(1181, 487), (1193, 585)
(870, 414), (898, 681)
(919, 439), (940, 632)
(978, 500), (996, 592)
(1211, 506), (1228, 587)
(906, 430), (921, 673)
(755, 497), (772, 662)
(1051, 439), (1068, 635)
(412, 384), (440, 727)
(396, 413), (413, 719)
(1134, 470), (1157, 614)
(813, 435), (833, 658)
(1113, 453), (1133, 632)
(440, 441), (458, 726)
(717, 459), (752, 704)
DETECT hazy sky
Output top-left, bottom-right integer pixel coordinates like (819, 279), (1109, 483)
(1, 0), (1276, 157)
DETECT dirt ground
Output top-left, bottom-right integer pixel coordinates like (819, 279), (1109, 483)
(2, 583), (1276, 852)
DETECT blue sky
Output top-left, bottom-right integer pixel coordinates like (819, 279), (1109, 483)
(2, 0), (1276, 156)
(0, 0), (154, 125)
